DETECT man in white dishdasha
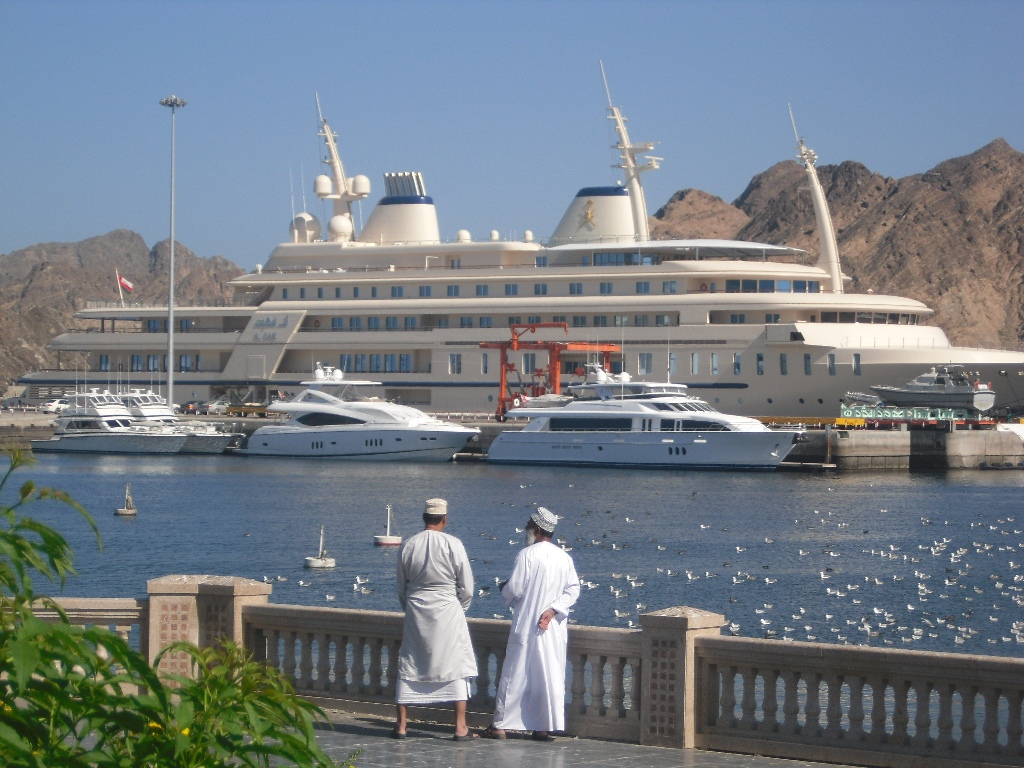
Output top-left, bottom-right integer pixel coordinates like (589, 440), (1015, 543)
(484, 506), (580, 741)
(394, 498), (478, 740)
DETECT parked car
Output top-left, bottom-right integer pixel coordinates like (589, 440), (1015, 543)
(201, 400), (229, 416)
(42, 398), (71, 414)
(178, 400), (205, 415)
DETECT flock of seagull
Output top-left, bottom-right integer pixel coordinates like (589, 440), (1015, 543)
(263, 482), (1023, 655)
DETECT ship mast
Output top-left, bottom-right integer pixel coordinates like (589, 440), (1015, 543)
(789, 106), (843, 294)
(601, 62), (661, 243)
(314, 93), (367, 241)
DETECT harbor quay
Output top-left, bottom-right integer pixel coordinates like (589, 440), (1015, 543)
(36, 575), (1024, 768)
(5, 407), (1024, 470)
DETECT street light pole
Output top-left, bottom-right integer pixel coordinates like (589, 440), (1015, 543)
(160, 95), (186, 406)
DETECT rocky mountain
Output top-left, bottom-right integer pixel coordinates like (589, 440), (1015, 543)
(0, 230), (242, 390)
(652, 139), (1024, 349)
(3, 139), (1022, 391)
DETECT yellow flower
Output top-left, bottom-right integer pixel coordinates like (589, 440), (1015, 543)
(148, 721), (163, 731)
(181, 727), (190, 736)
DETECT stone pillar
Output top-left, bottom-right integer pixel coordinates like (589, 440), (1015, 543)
(146, 575), (271, 677)
(639, 606), (724, 749)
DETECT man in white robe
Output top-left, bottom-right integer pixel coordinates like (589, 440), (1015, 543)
(395, 498), (478, 740)
(486, 506), (580, 740)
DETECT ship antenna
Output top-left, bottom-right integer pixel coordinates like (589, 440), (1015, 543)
(788, 104), (843, 294)
(289, 168), (296, 223)
(313, 93), (366, 242)
(601, 62), (660, 243)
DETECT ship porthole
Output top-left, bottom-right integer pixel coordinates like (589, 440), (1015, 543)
(817, 399), (823, 404)
(799, 398), (805, 404)
(767, 398), (773, 404)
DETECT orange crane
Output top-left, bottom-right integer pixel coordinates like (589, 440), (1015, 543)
(480, 323), (621, 420)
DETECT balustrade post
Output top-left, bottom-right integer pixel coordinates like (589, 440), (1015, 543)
(145, 575), (271, 678)
(638, 605), (724, 749)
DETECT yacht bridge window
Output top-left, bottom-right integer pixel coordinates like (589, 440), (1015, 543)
(549, 417), (632, 432)
(297, 413), (366, 427)
(660, 419), (728, 432)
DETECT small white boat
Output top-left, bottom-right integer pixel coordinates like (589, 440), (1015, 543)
(304, 525), (336, 568)
(374, 504), (402, 547)
(114, 483), (137, 516)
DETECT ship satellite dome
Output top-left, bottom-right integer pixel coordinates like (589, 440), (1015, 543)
(456, 229), (472, 243)
(524, 230), (534, 242)
(313, 366), (326, 380)
(490, 230), (500, 241)
(255, 264), (263, 273)
(331, 368), (344, 381)
(314, 174), (333, 198)
(328, 214), (353, 241)
(349, 175), (371, 196)
(290, 212), (322, 243)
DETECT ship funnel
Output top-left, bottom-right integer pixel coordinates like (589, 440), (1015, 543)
(358, 172), (441, 245)
(549, 186), (637, 245)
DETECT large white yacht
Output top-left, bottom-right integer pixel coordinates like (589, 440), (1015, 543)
(488, 364), (802, 470)
(22, 95), (1024, 418)
(237, 364), (479, 460)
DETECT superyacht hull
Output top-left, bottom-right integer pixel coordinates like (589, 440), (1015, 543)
(487, 429), (799, 470)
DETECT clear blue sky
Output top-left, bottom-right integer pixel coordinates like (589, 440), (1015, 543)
(2, 0), (1022, 271)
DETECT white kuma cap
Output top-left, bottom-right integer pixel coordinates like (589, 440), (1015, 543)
(424, 498), (448, 516)
(531, 506), (559, 533)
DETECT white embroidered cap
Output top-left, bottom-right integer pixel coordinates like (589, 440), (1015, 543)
(531, 506), (559, 532)
(424, 498), (448, 516)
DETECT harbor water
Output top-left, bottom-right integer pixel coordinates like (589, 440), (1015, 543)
(10, 454), (1024, 656)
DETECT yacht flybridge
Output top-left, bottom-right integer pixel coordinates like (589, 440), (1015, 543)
(23, 88), (1024, 418)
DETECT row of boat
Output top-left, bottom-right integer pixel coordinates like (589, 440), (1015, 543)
(30, 389), (239, 455)
(32, 362), (997, 470)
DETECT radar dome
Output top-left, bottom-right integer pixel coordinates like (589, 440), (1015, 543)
(456, 230), (471, 243)
(290, 212), (322, 243)
(314, 175), (333, 198)
(349, 175), (371, 197)
(490, 230), (500, 241)
(328, 214), (354, 241)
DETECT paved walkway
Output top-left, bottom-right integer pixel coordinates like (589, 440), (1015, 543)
(314, 711), (849, 768)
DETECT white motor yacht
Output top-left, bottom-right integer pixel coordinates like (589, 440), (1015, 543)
(487, 364), (803, 470)
(31, 390), (189, 454)
(119, 388), (239, 454)
(238, 364), (478, 460)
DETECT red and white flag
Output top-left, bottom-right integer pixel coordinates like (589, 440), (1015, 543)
(117, 272), (134, 293)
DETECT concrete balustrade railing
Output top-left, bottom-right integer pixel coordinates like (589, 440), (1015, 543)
(694, 635), (1024, 767)
(36, 579), (1024, 765)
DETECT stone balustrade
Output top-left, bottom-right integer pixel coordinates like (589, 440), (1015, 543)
(35, 580), (1024, 765)
(694, 635), (1024, 766)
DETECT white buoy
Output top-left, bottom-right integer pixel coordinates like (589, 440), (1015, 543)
(374, 504), (402, 547)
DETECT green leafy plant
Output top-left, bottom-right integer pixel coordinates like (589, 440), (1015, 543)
(0, 448), (355, 767)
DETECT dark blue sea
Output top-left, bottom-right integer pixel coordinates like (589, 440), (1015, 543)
(9, 454), (1024, 656)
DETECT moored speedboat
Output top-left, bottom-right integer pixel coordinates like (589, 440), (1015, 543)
(487, 364), (803, 470)
(237, 364), (478, 460)
(869, 366), (996, 412)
